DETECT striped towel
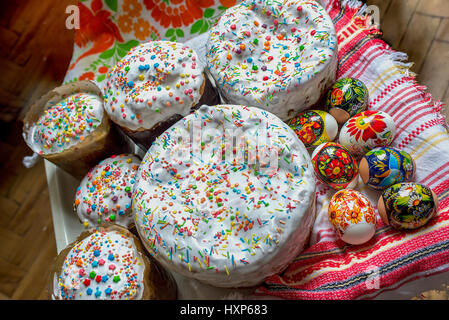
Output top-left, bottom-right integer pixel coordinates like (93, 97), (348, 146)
(255, 0), (449, 300)
(63, 0), (449, 299)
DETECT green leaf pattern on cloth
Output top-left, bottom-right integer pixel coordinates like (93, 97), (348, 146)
(64, 0), (236, 86)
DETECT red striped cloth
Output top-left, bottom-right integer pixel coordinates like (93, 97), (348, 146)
(255, 0), (449, 300)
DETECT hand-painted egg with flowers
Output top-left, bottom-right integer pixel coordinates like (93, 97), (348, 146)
(288, 110), (338, 151)
(311, 142), (359, 190)
(339, 110), (396, 157)
(359, 147), (415, 190)
(378, 182), (439, 230)
(328, 189), (377, 245)
(325, 77), (369, 124)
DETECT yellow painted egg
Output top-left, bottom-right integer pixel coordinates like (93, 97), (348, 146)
(288, 110), (338, 151)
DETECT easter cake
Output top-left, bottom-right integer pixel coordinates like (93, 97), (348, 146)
(48, 224), (177, 300)
(74, 154), (141, 229)
(103, 41), (219, 151)
(23, 81), (132, 180)
(206, 0), (338, 121)
(133, 104), (316, 288)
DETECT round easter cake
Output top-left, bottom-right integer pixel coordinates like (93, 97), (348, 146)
(74, 154), (141, 229)
(49, 225), (177, 300)
(206, 0), (338, 121)
(103, 40), (219, 150)
(24, 91), (104, 156)
(133, 104), (316, 287)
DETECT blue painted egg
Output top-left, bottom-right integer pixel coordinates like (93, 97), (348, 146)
(359, 147), (415, 190)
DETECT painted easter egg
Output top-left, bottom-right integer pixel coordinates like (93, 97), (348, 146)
(311, 142), (359, 190)
(359, 147), (415, 190)
(378, 182), (439, 230)
(325, 77), (369, 124)
(288, 110), (338, 150)
(339, 110), (396, 157)
(328, 189), (377, 245)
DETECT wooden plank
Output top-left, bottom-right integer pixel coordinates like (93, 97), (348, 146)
(0, 258), (25, 297)
(398, 13), (441, 73)
(417, 0), (449, 18)
(418, 40), (449, 100)
(0, 195), (19, 227)
(11, 233), (56, 300)
(380, 0), (420, 49)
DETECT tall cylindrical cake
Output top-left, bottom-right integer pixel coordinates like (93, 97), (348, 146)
(206, 0), (338, 121)
(23, 81), (133, 180)
(133, 104), (316, 288)
(103, 41), (220, 151)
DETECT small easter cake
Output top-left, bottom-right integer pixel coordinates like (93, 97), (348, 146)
(49, 225), (177, 300)
(74, 154), (141, 229)
(133, 104), (316, 287)
(23, 81), (131, 179)
(206, 0), (337, 121)
(103, 41), (219, 150)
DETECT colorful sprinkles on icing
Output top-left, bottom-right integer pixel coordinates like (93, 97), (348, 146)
(103, 41), (204, 131)
(133, 104), (316, 287)
(206, 0), (337, 120)
(54, 229), (144, 300)
(29, 93), (103, 155)
(75, 154), (141, 228)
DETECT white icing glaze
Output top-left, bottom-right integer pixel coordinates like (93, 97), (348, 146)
(75, 154), (141, 228)
(133, 104), (316, 287)
(206, 0), (338, 121)
(25, 92), (104, 155)
(103, 41), (204, 131)
(53, 229), (145, 300)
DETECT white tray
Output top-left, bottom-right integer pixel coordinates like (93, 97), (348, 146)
(44, 158), (449, 300)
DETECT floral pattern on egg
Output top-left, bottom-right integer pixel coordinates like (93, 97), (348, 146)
(311, 142), (359, 190)
(328, 189), (376, 245)
(379, 182), (439, 230)
(288, 110), (338, 150)
(339, 110), (396, 157)
(360, 147), (415, 190)
(325, 77), (369, 124)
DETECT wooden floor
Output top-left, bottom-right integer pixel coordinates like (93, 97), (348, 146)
(0, 0), (449, 300)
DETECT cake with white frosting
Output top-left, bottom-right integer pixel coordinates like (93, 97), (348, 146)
(22, 81), (132, 179)
(103, 41), (219, 150)
(49, 225), (177, 300)
(133, 104), (316, 287)
(206, 0), (338, 121)
(74, 154), (141, 229)
(25, 92), (104, 156)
